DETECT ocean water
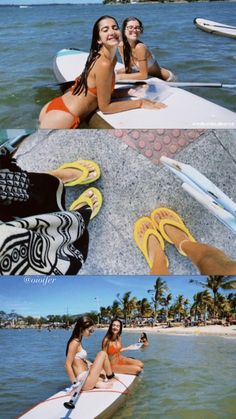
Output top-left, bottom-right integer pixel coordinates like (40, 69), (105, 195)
(0, 1), (236, 128)
(0, 329), (235, 418)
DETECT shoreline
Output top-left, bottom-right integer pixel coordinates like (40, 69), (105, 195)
(122, 324), (236, 337)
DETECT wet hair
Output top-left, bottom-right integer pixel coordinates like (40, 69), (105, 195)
(72, 15), (119, 96)
(102, 319), (123, 347)
(122, 17), (144, 73)
(66, 316), (94, 355)
(140, 332), (148, 341)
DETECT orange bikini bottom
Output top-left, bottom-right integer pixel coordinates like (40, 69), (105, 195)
(46, 96), (80, 129)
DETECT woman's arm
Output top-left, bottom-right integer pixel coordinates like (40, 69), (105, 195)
(65, 340), (79, 383)
(96, 61), (166, 113)
(116, 43), (149, 81)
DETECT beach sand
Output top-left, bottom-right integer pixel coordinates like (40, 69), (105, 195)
(122, 324), (236, 337)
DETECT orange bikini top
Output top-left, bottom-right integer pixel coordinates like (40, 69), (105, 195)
(71, 74), (115, 97)
(107, 341), (121, 356)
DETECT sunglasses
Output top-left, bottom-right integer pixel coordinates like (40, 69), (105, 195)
(126, 25), (142, 31)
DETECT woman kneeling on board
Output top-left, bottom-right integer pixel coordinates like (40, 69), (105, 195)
(65, 316), (115, 391)
(102, 319), (144, 375)
(116, 17), (175, 82)
(39, 15), (165, 129)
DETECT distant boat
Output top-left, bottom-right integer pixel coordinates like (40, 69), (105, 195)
(19, 5), (30, 8)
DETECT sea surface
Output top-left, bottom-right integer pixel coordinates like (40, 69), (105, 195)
(0, 328), (235, 418)
(0, 1), (236, 128)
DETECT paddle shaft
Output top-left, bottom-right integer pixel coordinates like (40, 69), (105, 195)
(202, 22), (236, 30)
(34, 80), (236, 90)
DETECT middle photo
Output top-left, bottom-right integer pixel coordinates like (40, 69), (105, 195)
(1, 128), (234, 276)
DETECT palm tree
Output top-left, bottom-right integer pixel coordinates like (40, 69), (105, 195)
(173, 295), (187, 321)
(116, 292), (137, 325)
(190, 276), (236, 318)
(136, 298), (152, 319)
(191, 291), (213, 322)
(148, 277), (168, 321)
(160, 293), (172, 321)
(111, 300), (123, 319)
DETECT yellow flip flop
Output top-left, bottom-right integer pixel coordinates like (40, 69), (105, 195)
(77, 160), (101, 185)
(150, 207), (196, 256)
(69, 187), (103, 220)
(134, 216), (169, 269)
(56, 160), (100, 187)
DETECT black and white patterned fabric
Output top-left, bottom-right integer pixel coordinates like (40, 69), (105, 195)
(0, 157), (91, 275)
(0, 209), (90, 275)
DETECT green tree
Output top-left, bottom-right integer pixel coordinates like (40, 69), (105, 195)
(148, 278), (168, 321)
(116, 292), (137, 325)
(190, 276), (236, 317)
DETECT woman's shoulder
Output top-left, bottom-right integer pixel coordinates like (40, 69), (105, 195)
(135, 41), (147, 52)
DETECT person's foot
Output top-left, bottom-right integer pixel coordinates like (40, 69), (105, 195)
(136, 218), (167, 266)
(152, 209), (190, 251)
(72, 189), (99, 212)
(95, 380), (113, 389)
(51, 161), (97, 184)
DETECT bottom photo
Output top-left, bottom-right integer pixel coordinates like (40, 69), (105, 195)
(0, 275), (235, 419)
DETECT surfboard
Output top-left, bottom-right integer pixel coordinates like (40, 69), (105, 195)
(194, 18), (236, 39)
(18, 373), (139, 419)
(160, 156), (236, 234)
(53, 49), (236, 129)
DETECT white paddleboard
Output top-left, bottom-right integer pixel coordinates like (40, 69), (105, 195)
(194, 18), (236, 39)
(160, 156), (236, 234)
(19, 373), (138, 419)
(53, 49), (236, 129)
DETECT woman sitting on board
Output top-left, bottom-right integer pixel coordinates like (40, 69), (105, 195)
(138, 332), (149, 347)
(102, 319), (144, 375)
(65, 316), (115, 391)
(116, 16), (175, 82)
(39, 15), (166, 129)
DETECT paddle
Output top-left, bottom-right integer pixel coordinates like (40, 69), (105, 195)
(34, 79), (236, 90)
(64, 371), (89, 410)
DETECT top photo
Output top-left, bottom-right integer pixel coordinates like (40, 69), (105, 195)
(1, 0), (236, 129)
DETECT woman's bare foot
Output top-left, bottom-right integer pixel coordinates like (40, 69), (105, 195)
(152, 209), (190, 251)
(137, 218), (167, 267)
(95, 380), (113, 389)
(50, 161), (97, 184)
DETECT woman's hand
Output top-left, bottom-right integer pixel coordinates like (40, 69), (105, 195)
(141, 99), (167, 109)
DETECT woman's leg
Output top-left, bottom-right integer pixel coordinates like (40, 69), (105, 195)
(180, 240), (236, 275)
(83, 351), (113, 391)
(111, 361), (142, 375)
(136, 218), (170, 275)
(153, 209), (236, 274)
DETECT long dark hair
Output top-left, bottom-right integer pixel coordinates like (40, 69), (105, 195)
(102, 319), (123, 347)
(73, 15), (119, 96)
(66, 316), (94, 355)
(122, 17), (143, 73)
(140, 332), (148, 341)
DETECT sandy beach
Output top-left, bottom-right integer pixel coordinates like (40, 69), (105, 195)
(122, 324), (236, 337)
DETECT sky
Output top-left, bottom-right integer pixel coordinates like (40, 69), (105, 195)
(0, 275), (217, 318)
(0, 0), (101, 5)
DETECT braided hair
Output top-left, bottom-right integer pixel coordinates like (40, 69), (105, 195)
(72, 15), (119, 96)
(122, 17), (144, 73)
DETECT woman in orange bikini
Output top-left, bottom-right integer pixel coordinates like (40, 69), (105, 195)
(39, 15), (166, 129)
(102, 319), (144, 375)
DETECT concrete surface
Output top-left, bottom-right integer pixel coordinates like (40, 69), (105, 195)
(15, 128), (236, 275)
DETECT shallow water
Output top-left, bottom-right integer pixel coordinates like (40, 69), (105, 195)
(0, 329), (235, 418)
(0, 1), (236, 128)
